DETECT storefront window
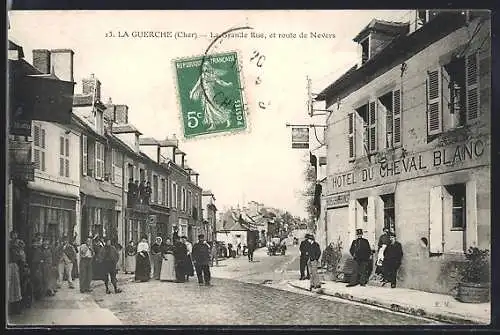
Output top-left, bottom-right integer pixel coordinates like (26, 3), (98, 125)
(358, 198), (368, 223)
(381, 193), (395, 234)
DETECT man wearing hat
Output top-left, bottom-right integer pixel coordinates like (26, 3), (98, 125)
(299, 234), (311, 280)
(192, 234), (212, 286)
(306, 234), (322, 291)
(347, 229), (372, 287)
(55, 236), (77, 289)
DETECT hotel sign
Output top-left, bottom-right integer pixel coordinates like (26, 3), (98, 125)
(325, 193), (350, 208)
(291, 127), (309, 149)
(325, 138), (489, 195)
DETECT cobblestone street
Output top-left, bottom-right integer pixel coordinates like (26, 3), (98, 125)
(90, 246), (440, 325)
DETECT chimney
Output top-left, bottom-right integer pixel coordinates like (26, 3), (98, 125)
(32, 49), (51, 74)
(114, 105), (129, 124)
(104, 98), (116, 123)
(49, 49), (74, 82)
(82, 73), (102, 101)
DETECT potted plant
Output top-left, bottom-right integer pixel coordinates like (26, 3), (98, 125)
(456, 247), (490, 303)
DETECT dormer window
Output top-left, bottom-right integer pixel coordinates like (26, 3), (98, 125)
(95, 110), (104, 135)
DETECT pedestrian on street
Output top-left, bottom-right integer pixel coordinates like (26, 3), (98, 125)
(41, 237), (57, 297)
(150, 236), (163, 280)
(181, 236), (195, 282)
(79, 237), (94, 293)
(247, 240), (256, 262)
(135, 235), (151, 282)
(30, 234), (44, 300)
(210, 241), (219, 266)
(160, 238), (176, 281)
(382, 233), (403, 288)
(8, 231), (23, 315)
(98, 238), (123, 294)
(92, 235), (105, 281)
(299, 235), (310, 280)
(375, 227), (391, 280)
(307, 234), (322, 291)
(173, 235), (188, 283)
(192, 234), (211, 286)
(70, 233), (79, 280)
(56, 236), (76, 289)
(125, 240), (137, 274)
(347, 229), (372, 287)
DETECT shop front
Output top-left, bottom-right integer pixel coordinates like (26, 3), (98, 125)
(81, 194), (117, 240)
(28, 191), (77, 245)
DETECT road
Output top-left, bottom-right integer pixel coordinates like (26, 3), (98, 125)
(90, 244), (441, 325)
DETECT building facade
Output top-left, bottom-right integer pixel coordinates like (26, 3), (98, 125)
(316, 10), (490, 294)
(202, 190), (217, 241)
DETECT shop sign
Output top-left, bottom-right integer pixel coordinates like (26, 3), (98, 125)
(291, 127), (309, 149)
(325, 138), (488, 195)
(325, 193), (349, 208)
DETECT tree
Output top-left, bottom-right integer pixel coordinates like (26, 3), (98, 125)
(300, 162), (317, 233)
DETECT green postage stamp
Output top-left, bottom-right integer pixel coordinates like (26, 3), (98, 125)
(174, 51), (247, 138)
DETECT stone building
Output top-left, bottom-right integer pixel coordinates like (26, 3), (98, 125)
(315, 10), (490, 294)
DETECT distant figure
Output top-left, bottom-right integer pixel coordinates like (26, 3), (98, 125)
(247, 239), (256, 262)
(173, 235), (188, 283)
(382, 233), (403, 288)
(299, 236), (310, 280)
(192, 234), (211, 286)
(181, 236), (194, 281)
(97, 237), (122, 294)
(347, 229), (372, 287)
(160, 238), (176, 281)
(79, 237), (94, 293)
(125, 240), (137, 274)
(150, 236), (163, 280)
(135, 235), (151, 282)
(55, 236), (76, 289)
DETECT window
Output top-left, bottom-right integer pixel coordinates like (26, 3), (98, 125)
(358, 198), (368, 224)
(95, 142), (105, 180)
(360, 37), (369, 64)
(426, 52), (480, 137)
(32, 124), (46, 171)
(446, 184), (466, 230)
(188, 191), (192, 214)
(377, 90), (402, 149)
(112, 149), (123, 186)
(171, 182), (177, 208)
(82, 135), (88, 176)
(153, 175), (159, 203)
(350, 102), (376, 157)
(59, 135), (70, 177)
(381, 194), (395, 233)
(181, 187), (186, 212)
(161, 178), (166, 205)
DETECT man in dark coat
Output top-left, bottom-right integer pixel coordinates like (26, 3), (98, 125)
(382, 233), (403, 288)
(347, 229), (372, 287)
(97, 237), (122, 294)
(307, 234), (322, 290)
(299, 235), (311, 280)
(375, 227), (391, 278)
(192, 234), (212, 286)
(173, 235), (188, 283)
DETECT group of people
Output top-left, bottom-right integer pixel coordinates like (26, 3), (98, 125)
(127, 178), (152, 205)
(347, 228), (403, 288)
(124, 233), (212, 286)
(298, 233), (322, 291)
(8, 231), (80, 315)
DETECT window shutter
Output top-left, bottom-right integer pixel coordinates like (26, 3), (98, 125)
(95, 142), (100, 179)
(65, 138), (69, 157)
(392, 89), (401, 146)
(65, 159), (69, 177)
(59, 157), (64, 176)
(348, 113), (355, 159)
(82, 135), (88, 176)
(369, 101), (377, 152)
(41, 129), (46, 149)
(465, 52), (480, 122)
(367, 196), (377, 250)
(60, 136), (65, 156)
(348, 199), (357, 244)
(34, 125), (40, 147)
(429, 186), (444, 254)
(427, 68), (442, 135)
(100, 144), (105, 179)
(465, 180), (478, 248)
(33, 149), (40, 170)
(41, 152), (46, 171)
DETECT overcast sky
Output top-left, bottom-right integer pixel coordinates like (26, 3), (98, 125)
(9, 10), (412, 217)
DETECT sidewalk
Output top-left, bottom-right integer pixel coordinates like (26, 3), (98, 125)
(288, 278), (491, 325)
(8, 280), (123, 326)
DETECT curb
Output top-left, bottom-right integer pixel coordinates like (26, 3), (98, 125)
(287, 282), (486, 325)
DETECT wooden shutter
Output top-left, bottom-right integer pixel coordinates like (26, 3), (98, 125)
(33, 125), (40, 169)
(369, 101), (377, 152)
(41, 128), (46, 171)
(59, 136), (65, 176)
(465, 180), (478, 248)
(82, 135), (88, 176)
(465, 52), (480, 122)
(348, 199), (357, 245)
(427, 68), (442, 135)
(348, 113), (355, 159)
(429, 186), (444, 254)
(367, 196), (376, 250)
(393, 89), (401, 147)
(95, 142), (100, 179)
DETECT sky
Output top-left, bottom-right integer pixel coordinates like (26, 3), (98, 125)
(9, 10), (413, 218)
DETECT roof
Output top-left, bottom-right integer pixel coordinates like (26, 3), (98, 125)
(202, 190), (214, 196)
(157, 138), (178, 147)
(72, 94), (107, 110)
(112, 123), (143, 135)
(139, 137), (160, 145)
(175, 148), (186, 155)
(9, 40), (24, 58)
(316, 12), (467, 104)
(353, 19), (409, 42)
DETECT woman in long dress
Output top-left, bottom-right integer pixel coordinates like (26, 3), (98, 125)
(160, 238), (176, 282)
(125, 241), (137, 274)
(150, 237), (163, 280)
(8, 231), (23, 315)
(40, 238), (56, 297)
(135, 236), (151, 282)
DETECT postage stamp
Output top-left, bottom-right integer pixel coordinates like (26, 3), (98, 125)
(174, 51), (247, 138)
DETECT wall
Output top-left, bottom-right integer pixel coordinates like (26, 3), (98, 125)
(140, 145), (158, 163)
